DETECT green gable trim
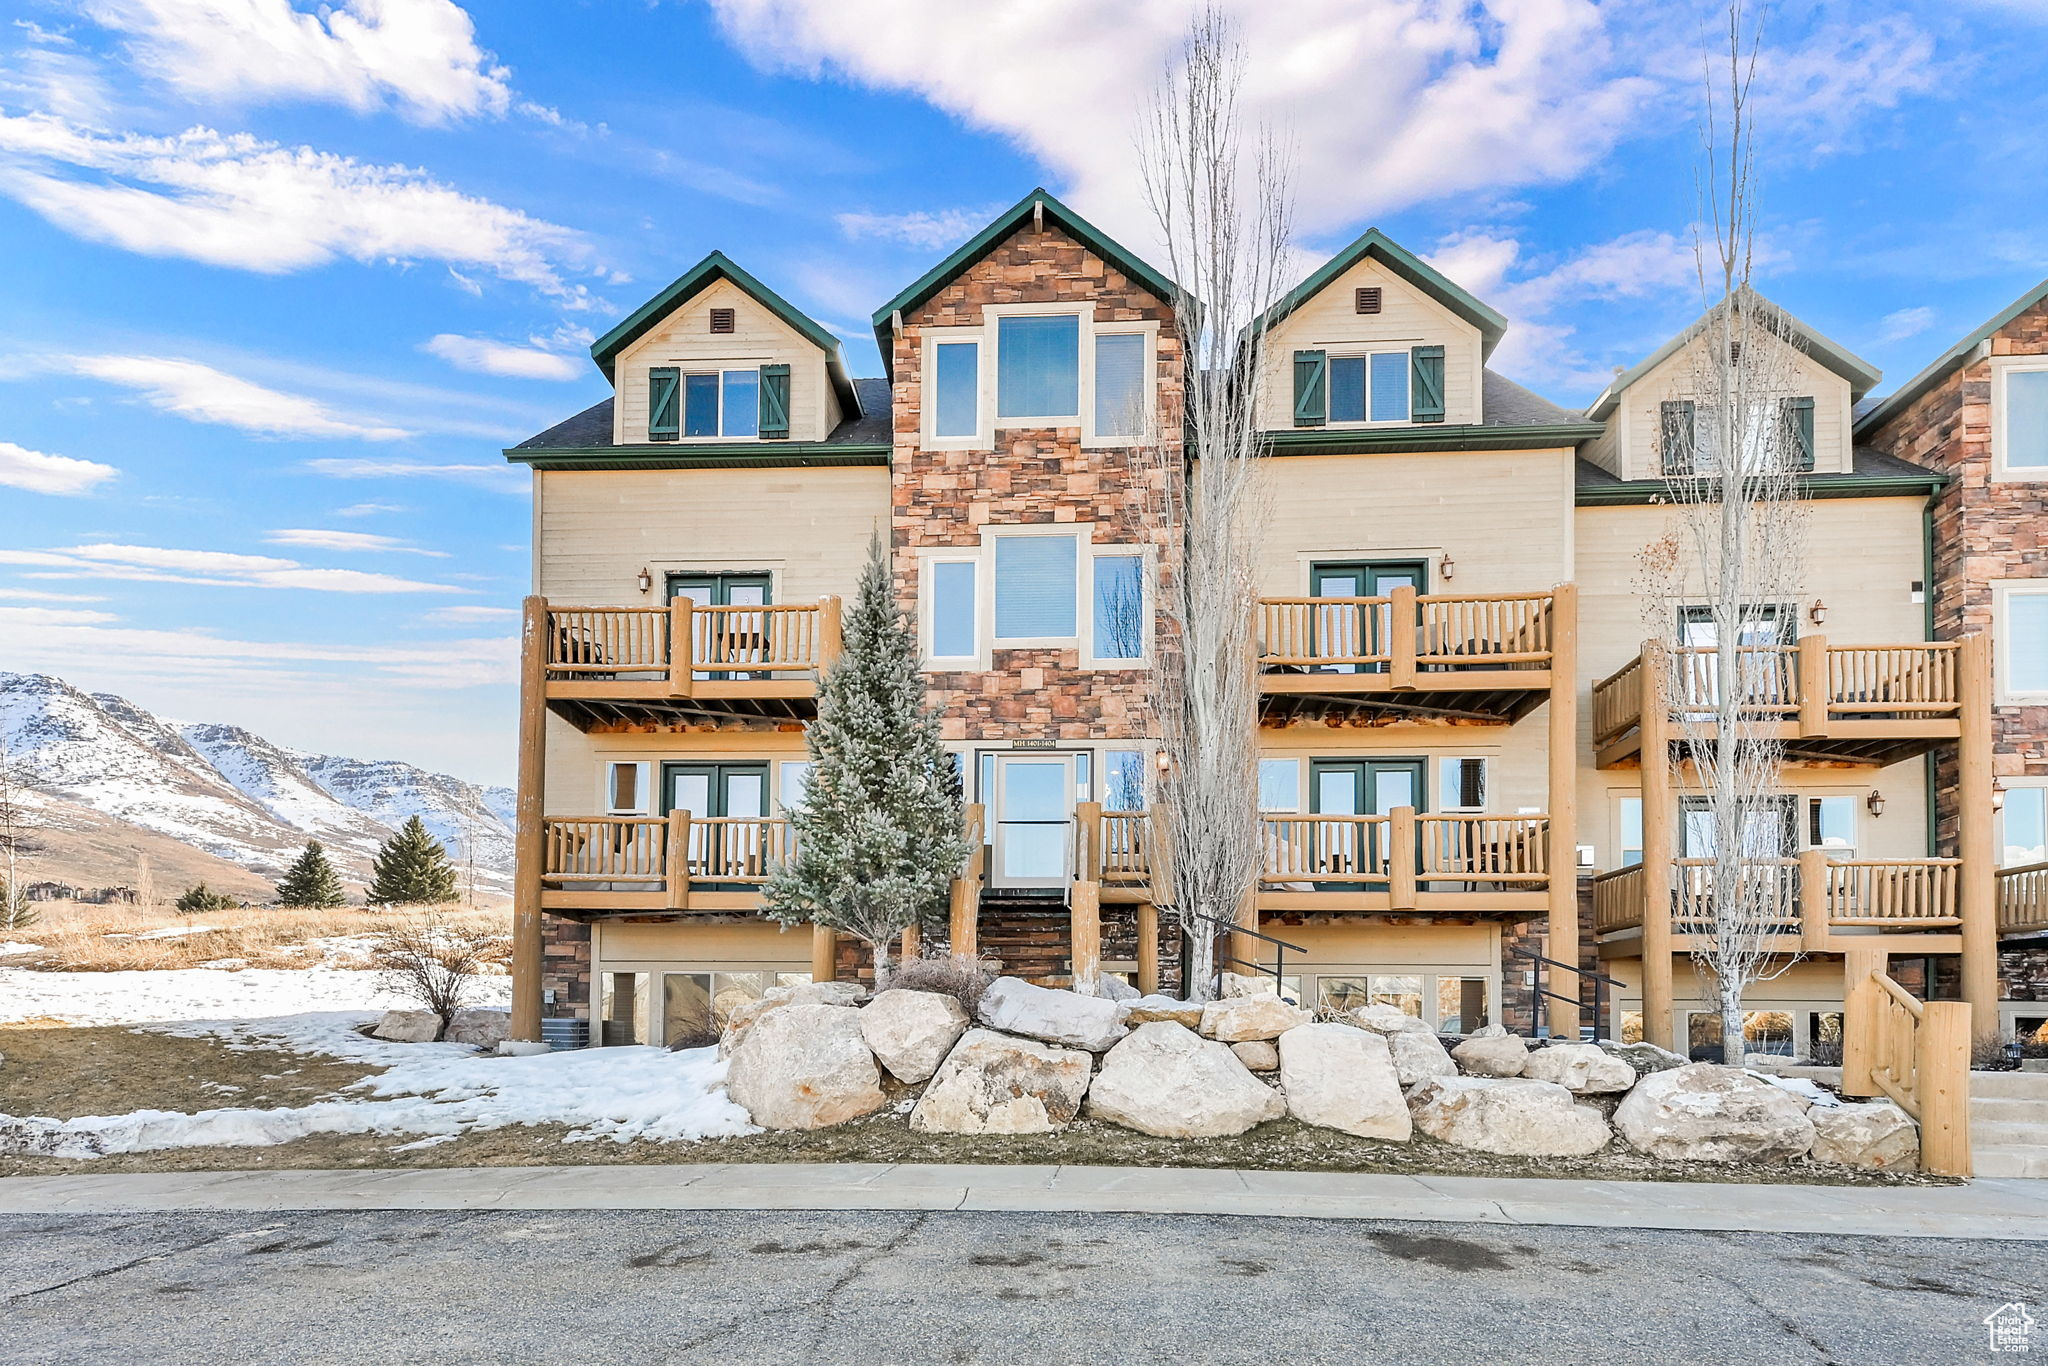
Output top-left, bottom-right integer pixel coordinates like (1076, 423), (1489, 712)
(503, 442), (889, 472)
(868, 188), (1182, 379)
(1252, 228), (1509, 360)
(1854, 276), (2048, 439)
(1575, 470), (1946, 508)
(589, 251), (859, 415)
(1262, 423), (1603, 458)
(1586, 288), (1882, 421)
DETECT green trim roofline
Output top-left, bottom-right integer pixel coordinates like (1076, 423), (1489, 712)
(589, 251), (860, 415)
(503, 442), (890, 472)
(1585, 287), (1881, 421)
(868, 188), (1182, 380)
(1251, 227), (1509, 360)
(1575, 469), (1947, 507)
(1854, 276), (2048, 439)
(1263, 423), (1602, 457)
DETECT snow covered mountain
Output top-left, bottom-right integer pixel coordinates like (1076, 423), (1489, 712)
(0, 673), (513, 893)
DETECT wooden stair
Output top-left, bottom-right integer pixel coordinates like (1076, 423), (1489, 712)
(977, 899), (1072, 984)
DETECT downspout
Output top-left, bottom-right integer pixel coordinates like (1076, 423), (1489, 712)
(1922, 490), (1940, 858)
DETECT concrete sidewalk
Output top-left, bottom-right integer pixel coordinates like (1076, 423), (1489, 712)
(4, 1163), (2046, 1239)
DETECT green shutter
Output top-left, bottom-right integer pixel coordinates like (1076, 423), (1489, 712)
(759, 363), (791, 440)
(1660, 399), (1696, 474)
(1292, 350), (1327, 427)
(648, 368), (680, 441)
(1785, 395), (1815, 470)
(1411, 345), (1446, 424)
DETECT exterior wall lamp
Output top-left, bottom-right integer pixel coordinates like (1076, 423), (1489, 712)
(1866, 789), (1886, 818)
(1994, 780), (2007, 812)
(636, 566), (653, 595)
(1439, 555), (1456, 581)
(1809, 599), (1828, 625)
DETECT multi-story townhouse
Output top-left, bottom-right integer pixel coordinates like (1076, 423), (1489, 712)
(1856, 277), (2048, 1042)
(500, 189), (2000, 1061)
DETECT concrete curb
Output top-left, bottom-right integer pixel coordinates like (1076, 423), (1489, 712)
(5, 1163), (2047, 1239)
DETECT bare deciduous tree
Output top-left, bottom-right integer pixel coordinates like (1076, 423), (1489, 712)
(1640, 0), (1808, 1061)
(0, 729), (40, 930)
(1135, 8), (1294, 999)
(374, 911), (496, 1037)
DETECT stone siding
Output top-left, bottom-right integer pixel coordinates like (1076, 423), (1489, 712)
(542, 916), (592, 1020)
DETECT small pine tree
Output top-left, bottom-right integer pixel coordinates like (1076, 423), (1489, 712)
(176, 882), (237, 913)
(275, 840), (346, 908)
(0, 879), (37, 931)
(764, 537), (969, 987)
(366, 816), (458, 906)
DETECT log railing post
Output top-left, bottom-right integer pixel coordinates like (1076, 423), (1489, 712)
(1638, 642), (1677, 1051)
(1389, 583), (1418, 690)
(510, 594), (549, 1043)
(1070, 879), (1101, 995)
(817, 595), (843, 674)
(1958, 632), (1998, 1048)
(811, 924), (837, 983)
(1798, 848), (1832, 953)
(1136, 901), (1160, 995)
(1797, 634), (1829, 738)
(667, 596), (695, 697)
(949, 803), (985, 958)
(1075, 801), (1104, 883)
(664, 810), (691, 911)
(1545, 582), (1580, 1039)
(1390, 804), (1418, 911)
(1840, 947), (1887, 1098)
(1917, 1000), (1974, 1177)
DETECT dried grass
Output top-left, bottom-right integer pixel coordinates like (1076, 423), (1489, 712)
(0, 901), (511, 973)
(889, 953), (1000, 1014)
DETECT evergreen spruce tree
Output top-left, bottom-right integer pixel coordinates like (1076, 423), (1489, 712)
(765, 537), (969, 987)
(275, 840), (346, 908)
(0, 879), (36, 931)
(175, 882), (237, 913)
(366, 816), (458, 906)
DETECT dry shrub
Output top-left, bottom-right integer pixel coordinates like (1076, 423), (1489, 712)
(889, 953), (999, 1015)
(373, 910), (498, 1033)
(0, 900), (510, 973)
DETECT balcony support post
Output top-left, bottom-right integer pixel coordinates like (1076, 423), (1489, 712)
(811, 924), (838, 984)
(510, 595), (548, 1043)
(817, 595), (844, 673)
(1070, 880), (1101, 994)
(1545, 583), (1581, 1040)
(1137, 901), (1160, 995)
(1389, 805), (1419, 912)
(1840, 946), (1886, 1098)
(1798, 848), (1832, 952)
(1797, 634), (1829, 738)
(1389, 583), (1418, 690)
(901, 924), (920, 961)
(949, 803), (985, 958)
(1638, 641), (1677, 1051)
(666, 596), (694, 698)
(1958, 632), (1998, 1046)
(664, 810), (691, 912)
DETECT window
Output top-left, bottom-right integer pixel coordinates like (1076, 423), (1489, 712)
(996, 314), (1080, 419)
(1664, 398), (1810, 475)
(709, 307), (735, 334)
(778, 761), (813, 813)
(1677, 602), (1796, 647)
(605, 762), (651, 815)
(934, 341), (979, 438)
(1327, 352), (1411, 423)
(1680, 795), (1796, 858)
(1104, 750), (1146, 812)
(994, 534), (1077, 639)
(684, 373), (719, 437)
(1618, 796), (1642, 867)
(667, 369), (760, 439)
(600, 972), (650, 1047)
(929, 559), (977, 659)
(1437, 977), (1489, 1033)
(1259, 758), (1301, 811)
(1438, 757), (1487, 811)
(1996, 361), (2048, 477)
(1091, 553), (1144, 661)
(1998, 583), (2048, 698)
(1093, 332), (1147, 438)
(2004, 785), (2048, 866)
(1807, 796), (1857, 854)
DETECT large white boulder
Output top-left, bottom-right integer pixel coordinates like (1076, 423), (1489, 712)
(1408, 1076), (1613, 1157)
(1350, 1003), (1432, 1036)
(1521, 1043), (1637, 1095)
(976, 977), (1129, 1052)
(1451, 1033), (1529, 1078)
(719, 980), (866, 1058)
(371, 1009), (440, 1043)
(723, 1003), (885, 1131)
(1810, 1101), (1920, 1171)
(1277, 1024), (1411, 1141)
(1087, 1022), (1286, 1138)
(1200, 993), (1312, 1043)
(446, 1008), (511, 1049)
(909, 1030), (1092, 1135)
(1124, 996), (1204, 1028)
(858, 989), (970, 1084)
(1387, 1028), (1459, 1087)
(1613, 1063), (1816, 1162)
(1220, 973), (1273, 998)
(1605, 1041), (1688, 1076)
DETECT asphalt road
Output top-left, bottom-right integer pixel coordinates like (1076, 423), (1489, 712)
(3, 1208), (2040, 1365)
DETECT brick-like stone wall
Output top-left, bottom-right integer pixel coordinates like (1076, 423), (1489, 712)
(542, 916), (592, 1020)
(891, 220), (1183, 742)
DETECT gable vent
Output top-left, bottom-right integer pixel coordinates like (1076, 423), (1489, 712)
(1355, 286), (1383, 315)
(709, 307), (736, 334)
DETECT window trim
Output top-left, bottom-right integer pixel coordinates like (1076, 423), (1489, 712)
(1995, 580), (2048, 702)
(920, 329), (984, 451)
(668, 365), (769, 442)
(919, 305), (1156, 449)
(2000, 777), (2048, 868)
(918, 549), (986, 669)
(603, 761), (652, 815)
(1992, 356), (2048, 481)
(917, 525), (1152, 670)
(1082, 547), (1153, 668)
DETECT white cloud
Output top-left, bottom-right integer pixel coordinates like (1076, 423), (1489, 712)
(61, 354), (409, 440)
(0, 587), (108, 603)
(835, 206), (995, 251)
(306, 457), (527, 494)
(1878, 306), (1937, 344)
(0, 542), (466, 594)
(265, 528), (449, 557)
(0, 439), (118, 494)
(1, 20), (116, 124)
(705, 0), (1654, 241)
(81, 0), (511, 123)
(423, 604), (518, 624)
(422, 333), (582, 381)
(0, 112), (596, 302)
(334, 501), (406, 517)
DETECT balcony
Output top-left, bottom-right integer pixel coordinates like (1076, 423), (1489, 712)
(1592, 638), (1965, 767)
(531, 596), (840, 728)
(537, 813), (792, 914)
(1256, 587), (1564, 724)
(1592, 851), (1964, 955)
(1999, 862), (2048, 937)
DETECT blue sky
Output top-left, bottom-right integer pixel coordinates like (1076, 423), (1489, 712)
(0, 0), (2043, 785)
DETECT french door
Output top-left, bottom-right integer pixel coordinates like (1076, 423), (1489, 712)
(1310, 560), (1427, 672)
(989, 752), (1077, 891)
(1309, 757), (1425, 884)
(661, 762), (769, 885)
(667, 572), (772, 679)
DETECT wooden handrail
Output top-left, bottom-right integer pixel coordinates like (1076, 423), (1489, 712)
(1592, 638), (1962, 738)
(1591, 863), (1645, 933)
(539, 599), (841, 682)
(540, 815), (791, 888)
(1999, 860), (2048, 933)
(1256, 590), (1555, 672)
(1843, 959), (1970, 1176)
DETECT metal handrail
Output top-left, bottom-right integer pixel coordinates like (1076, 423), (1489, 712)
(1169, 905), (1307, 1002)
(1507, 945), (1625, 1043)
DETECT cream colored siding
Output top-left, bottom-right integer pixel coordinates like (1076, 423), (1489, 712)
(1260, 258), (1484, 430)
(542, 725), (812, 818)
(612, 278), (840, 444)
(595, 920), (815, 972)
(1602, 330), (1855, 481)
(536, 466), (887, 606)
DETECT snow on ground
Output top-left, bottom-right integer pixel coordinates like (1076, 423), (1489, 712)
(0, 966), (490, 1027)
(105, 925), (218, 941)
(0, 942), (39, 957)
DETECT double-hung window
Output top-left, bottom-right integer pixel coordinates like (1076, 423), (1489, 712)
(1327, 352), (1411, 423)
(996, 315), (1080, 420)
(1093, 332), (1148, 438)
(933, 341), (980, 439)
(927, 556), (979, 663)
(654, 367), (762, 439)
(994, 533), (1078, 640)
(1995, 359), (2048, 479)
(1997, 582), (2048, 700)
(924, 529), (1147, 666)
(1090, 553), (1145, 662)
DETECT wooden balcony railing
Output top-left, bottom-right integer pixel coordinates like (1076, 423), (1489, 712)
(1843, 964), (1971, 1176)
(539, 813), (791, 910)
(1998, 861), (2048, 934)
(1592, 851), (1965, 947)
(1256, 588), (1557, 687)
(1592, 638), (1961, 749)
(1592, 864), (1644, 933)
(536, 596), (841, 701)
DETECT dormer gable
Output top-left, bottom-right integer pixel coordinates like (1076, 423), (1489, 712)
(1583, 289), (1880, 481)
(591, 251), (859, 446)
(1255, 229), (1504, 432)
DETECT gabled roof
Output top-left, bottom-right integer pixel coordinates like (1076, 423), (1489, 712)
(868, 188), (1181, 378)
(1854, 277), (2048, 439)
(503, 379), (892, 470)
(1253, 228), (1509, 359)
(1585, 288), (1881, 421)
(589, 250), (860, 414)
